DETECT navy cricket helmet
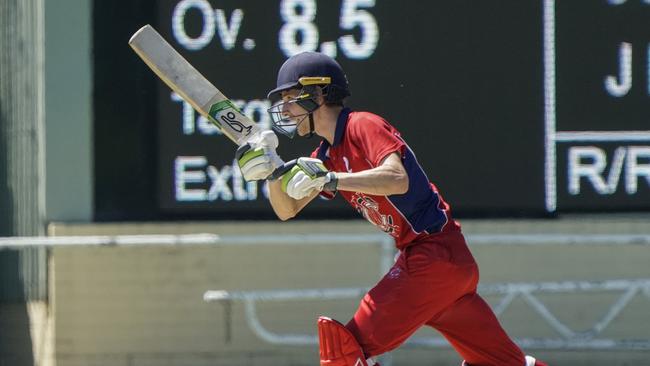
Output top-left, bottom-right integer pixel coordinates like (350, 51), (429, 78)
(267, 52), (350, 103)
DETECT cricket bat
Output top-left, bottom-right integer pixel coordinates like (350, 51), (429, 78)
(129, 24), (263, 147)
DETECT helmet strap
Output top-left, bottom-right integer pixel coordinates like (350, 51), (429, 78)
(294, 86), (323, 139)
(307, 113), (315, 138)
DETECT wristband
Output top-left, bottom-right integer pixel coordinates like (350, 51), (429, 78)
(323, 172), (338, 192)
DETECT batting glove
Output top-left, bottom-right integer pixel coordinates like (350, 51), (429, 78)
(235, 130), (283, 181)
(281, 157), (338, 200)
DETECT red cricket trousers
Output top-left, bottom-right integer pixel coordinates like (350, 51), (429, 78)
(345, 231), (526, 366)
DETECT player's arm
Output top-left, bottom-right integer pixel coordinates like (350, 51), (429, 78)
(334, 152), (408, 195)
(267, 179), (319, 221)
(275, 152), (409, 219)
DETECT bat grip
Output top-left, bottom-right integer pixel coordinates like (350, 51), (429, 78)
(267, 159), (297, 181)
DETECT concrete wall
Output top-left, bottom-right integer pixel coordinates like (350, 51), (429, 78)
(40, 218), (650, 366)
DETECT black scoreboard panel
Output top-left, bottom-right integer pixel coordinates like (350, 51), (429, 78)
(553, 0), (650, 210)
(94, 0), (650, 221)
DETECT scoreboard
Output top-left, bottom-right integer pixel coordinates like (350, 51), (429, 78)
(94, 0), (650, 220)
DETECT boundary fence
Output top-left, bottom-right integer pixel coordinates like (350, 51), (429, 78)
(1, 232), (649, 365)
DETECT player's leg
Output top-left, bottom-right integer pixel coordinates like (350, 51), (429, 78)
(423, 232), (548, 366)
(344, 232), (481, 358)
(427, 291), (527, 366)
(343, 260), (427, 358)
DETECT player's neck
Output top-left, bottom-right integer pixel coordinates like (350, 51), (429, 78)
(315, 105), (343, 145)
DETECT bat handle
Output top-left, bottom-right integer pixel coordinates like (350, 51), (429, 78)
(267, 159), (297, 181)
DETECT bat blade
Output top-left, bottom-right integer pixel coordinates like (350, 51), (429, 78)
(128, 24), (259, 145)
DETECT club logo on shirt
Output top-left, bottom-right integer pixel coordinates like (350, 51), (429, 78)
(352, 194), (398, 235)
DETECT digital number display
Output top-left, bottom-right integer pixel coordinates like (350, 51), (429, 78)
(170, 0), (379, 59)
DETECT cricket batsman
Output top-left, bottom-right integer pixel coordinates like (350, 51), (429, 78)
(235, 52), (548, 366)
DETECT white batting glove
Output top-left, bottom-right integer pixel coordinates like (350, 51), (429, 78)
(235, 130), (283, 181)
(281, 157), (337, 200)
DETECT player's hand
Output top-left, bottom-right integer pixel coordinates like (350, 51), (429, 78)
(235, 130), (283, 181)
(281, 157), (338, 200)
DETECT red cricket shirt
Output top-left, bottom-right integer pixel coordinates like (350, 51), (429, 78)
(311, 108), (460, 249)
